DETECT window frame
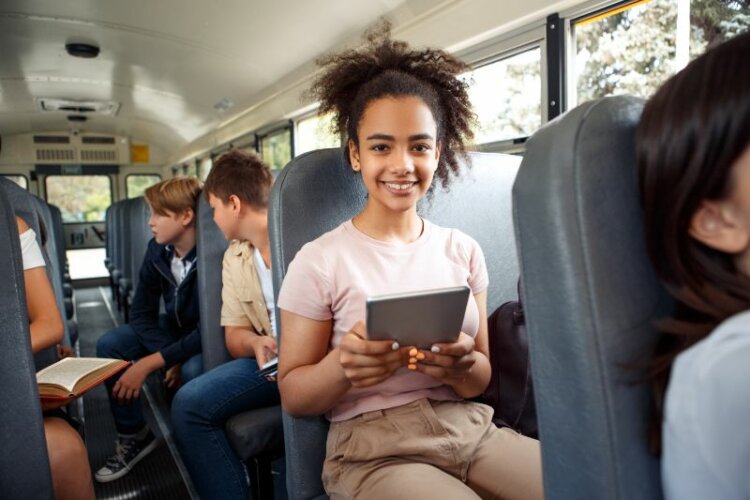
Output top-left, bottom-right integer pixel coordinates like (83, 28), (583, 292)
(257, 120), (294, 170)
(293, 108), (343, 156)
(125, 173), (162, 199)
(43, 173), (114, 223)
(563, 0), (659, 111)
(457, 24), (547, 154)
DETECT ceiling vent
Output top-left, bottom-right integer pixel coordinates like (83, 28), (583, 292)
(82, 136), (115, 145)
(36, 98), (120, 116)
(22, 133), (129, 165)
(80, 149), (118, 162)
(33, 135), (70, 144)
(36, 148), (76, 162)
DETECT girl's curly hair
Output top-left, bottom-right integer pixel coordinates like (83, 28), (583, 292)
(308, 21), (475, 188)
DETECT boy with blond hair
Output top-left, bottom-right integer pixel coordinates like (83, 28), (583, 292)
(95, 176), (203, 482)
(171, 150), (279, 498)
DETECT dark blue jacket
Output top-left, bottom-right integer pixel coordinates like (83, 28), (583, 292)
(129, 238), (201, 367)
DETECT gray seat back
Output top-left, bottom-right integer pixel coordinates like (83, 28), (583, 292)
(105, 204), (113, 270)
(196, 196), (230, 370)
(110, 201), (122, 275)
(117, 198), (137, 292)
(47, 203), (67, 280)
(0, 177), (62, 367)
(513, 95), (669, 500)
(128, 197), (150, 295)
(270, 148), (521, 499)
(0, 186), (54, 499)
(113, 199), (128, 282)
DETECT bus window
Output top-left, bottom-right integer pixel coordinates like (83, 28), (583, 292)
(45, 175), (111, 280)
(464, 47), (542, 147)
(260, 127), (292, 171)
(198, 158), (212, 181)
(687, 0), (750, 57)
(295, 112), (340, 156)
(126, 174), (161, 198)
(1, 174), (28, 190)
(45, 175), (112, 222)
(573, 0), (750, 106)
(184, 161), (198, 178)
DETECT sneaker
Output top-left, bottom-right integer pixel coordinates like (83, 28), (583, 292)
(95, 429), (160, 483)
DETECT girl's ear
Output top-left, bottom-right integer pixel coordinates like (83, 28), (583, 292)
(348, 140), (360, 172)
(689, 200), (750, 254)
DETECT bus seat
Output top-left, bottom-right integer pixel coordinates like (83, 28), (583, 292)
(106, 203), (120, 301)
(117, 198), (137, 321)
(196, 196), (231, 370)
(112, 200), (129, 310)
(104, 204), (113, 272)
(127, 197), (150, 306)
(513, 95), (670, 500)
(47, 203), (75, 300)
(0, 177), (63, 368)
(195, 195), (284, 499)
(47, 203), (68, 285)
(0, 185), (55, 500)
(269, 148), (522, 500)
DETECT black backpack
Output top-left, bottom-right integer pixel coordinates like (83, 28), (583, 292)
(480, 286), (538, 438)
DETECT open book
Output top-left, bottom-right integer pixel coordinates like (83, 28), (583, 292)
(36, 357), (130, 401)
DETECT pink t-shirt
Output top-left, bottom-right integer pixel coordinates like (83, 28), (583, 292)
(277, 219), (489, 422)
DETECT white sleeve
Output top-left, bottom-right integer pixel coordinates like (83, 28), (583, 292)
(19, 229), (46, 270)
(694, 337), (750, 498)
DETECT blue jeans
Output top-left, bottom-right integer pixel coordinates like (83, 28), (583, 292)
(96, 321), (203, 434)
(171, 358), (280, 499)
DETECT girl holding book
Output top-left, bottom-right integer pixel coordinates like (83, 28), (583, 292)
(16, 215), (94, 500)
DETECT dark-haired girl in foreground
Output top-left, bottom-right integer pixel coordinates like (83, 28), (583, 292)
(277, 24), (543, 499)
(16, 216), (95, 500)
(637, 31), (750, 499)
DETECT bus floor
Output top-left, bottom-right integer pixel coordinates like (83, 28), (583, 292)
(75, 286), (194, 500)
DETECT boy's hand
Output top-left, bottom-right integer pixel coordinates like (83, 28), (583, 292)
(251, 335), (278, 368)
(164, 363), (182, 389)
(113, 362), (150, 403)
(339, 321), (410, 388)
(408, 332), (477, 386)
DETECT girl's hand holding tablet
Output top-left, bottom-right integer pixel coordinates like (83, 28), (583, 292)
(407, 332), (477, 385)
(338, 321), (411, 388)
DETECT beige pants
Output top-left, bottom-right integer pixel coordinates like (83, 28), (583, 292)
(322, 398), (543, 500)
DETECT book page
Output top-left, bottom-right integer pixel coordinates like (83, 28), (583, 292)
(36, 357), (122, 393)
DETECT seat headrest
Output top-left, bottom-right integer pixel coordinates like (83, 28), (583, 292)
(514, 95), (670, 499)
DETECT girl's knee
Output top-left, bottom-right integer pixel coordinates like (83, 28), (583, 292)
(45, 418), (89, 472)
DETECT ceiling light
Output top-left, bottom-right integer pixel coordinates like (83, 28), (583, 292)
(65, 43), (100, 59)
(213, 97), (234, 112)
(59, 105), (96, 113)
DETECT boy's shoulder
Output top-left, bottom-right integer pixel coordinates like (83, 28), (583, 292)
(224, 239), (253, 259)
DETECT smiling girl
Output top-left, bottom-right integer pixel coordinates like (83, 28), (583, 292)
(277, 24), (543, 499)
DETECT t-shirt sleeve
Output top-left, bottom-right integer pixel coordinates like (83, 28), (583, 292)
(20, 229), (46, 270)
(693, 337), (750, 498)
(462, 233), (489, 294)
(277, 241), (333, 321)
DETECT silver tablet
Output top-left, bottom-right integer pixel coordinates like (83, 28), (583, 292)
(366, 286), (471, 348)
